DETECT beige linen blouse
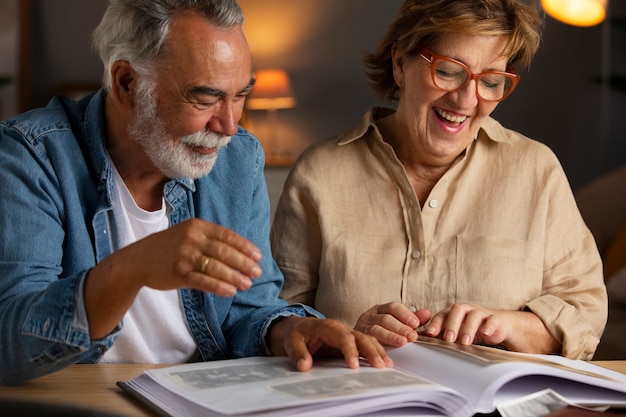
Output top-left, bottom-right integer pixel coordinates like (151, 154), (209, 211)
(270, 108), (607, 360)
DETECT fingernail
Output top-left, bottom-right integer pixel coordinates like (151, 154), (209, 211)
(349, 357), (360, 369)
(444, 331), (455, 342)
(251, 265), (262, 277)
(461, 335), (471, 345)
(405, 330), (418, 342)
(426, 326), (436, 335)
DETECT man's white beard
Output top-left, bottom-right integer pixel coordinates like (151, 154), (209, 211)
(128, 79), (232, 180)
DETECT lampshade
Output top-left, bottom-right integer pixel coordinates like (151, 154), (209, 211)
(247, 69), (296, 110)
(541, 0), (607, 27)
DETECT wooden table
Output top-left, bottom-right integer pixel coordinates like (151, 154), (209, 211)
(0, 362), (625, 416)
(0, 364), (165, 416)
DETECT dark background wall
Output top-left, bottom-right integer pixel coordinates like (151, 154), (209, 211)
(22, 0), (626, 191)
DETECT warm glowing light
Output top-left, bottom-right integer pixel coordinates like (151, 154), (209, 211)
(239, 0), (323, 60)
(541, 0), (607, 27)
(247, 69), (296, 110)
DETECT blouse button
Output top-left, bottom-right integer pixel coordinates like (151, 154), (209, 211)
(411, 250), (421, 260)
(408, 305), (417, 313)
(429, 199), (438, 208)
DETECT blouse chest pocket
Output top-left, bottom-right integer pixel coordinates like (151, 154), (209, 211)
(454, 235), (544, 309)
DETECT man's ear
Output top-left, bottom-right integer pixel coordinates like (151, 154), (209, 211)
(109, 60), (136, 106)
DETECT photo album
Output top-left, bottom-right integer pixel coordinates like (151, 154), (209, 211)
(117, 337), (626, 417)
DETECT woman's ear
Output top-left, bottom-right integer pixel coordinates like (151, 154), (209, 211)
(391, 46), (406, 88)
(109, 60), (136, 107)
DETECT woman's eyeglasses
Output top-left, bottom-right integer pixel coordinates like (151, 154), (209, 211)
(418, 48), (520, 102)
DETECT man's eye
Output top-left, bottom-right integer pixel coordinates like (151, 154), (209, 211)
(195, 101), (217, 108)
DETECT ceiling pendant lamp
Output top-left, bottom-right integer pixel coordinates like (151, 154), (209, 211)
(541, 0), (608, 27)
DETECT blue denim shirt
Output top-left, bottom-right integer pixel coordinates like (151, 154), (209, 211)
(0, 90), (321, 385)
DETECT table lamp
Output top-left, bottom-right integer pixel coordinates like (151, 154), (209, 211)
(246, 69), (296, 163)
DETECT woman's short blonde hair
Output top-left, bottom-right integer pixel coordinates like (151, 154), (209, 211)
(365, 0), (543, 101)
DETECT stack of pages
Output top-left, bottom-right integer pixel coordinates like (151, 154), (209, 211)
(118, 337), (626, 417)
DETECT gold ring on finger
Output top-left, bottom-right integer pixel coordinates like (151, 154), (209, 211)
(201, 256), (210, 274)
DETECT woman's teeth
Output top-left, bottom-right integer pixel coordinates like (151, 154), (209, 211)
(436, 108), (468, 124)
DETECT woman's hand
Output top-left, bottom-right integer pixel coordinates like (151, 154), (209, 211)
(354, 302), (432, 347)
(423, 303), (561, 354)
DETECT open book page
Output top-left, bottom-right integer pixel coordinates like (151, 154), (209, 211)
(118, 341), (626, 417)
(128, 356), (472, 417)
(388, 337), (626, 414)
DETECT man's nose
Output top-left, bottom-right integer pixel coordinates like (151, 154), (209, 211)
(206, 101), (240, 137)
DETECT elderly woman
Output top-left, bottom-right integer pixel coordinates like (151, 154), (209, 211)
(271, 0), (607, 360)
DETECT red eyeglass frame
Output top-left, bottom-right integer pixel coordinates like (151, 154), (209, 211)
(418, 48), (521, 102)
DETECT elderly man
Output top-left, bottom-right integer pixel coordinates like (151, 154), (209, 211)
(0, 0), (390, 385)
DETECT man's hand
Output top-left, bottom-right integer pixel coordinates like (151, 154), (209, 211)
(85, 218), (262, 339)
(354, 302), (432, 347)
(123, 218), (262, 296)
(268, 316), (393, 371)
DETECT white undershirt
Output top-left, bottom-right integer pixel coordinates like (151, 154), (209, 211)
(99, 165), (197, 363)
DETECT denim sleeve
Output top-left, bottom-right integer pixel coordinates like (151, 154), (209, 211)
(258, 304), (325, 354)
(0, 123), (118, 385)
